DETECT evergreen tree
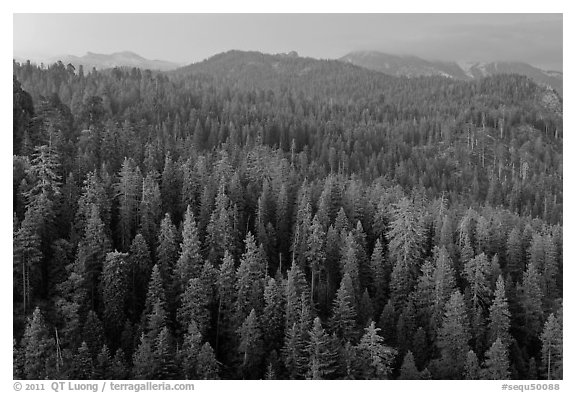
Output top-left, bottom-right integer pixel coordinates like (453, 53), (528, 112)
(216, 251), (237, 357)
(464, 253), (492, 308)
(399, 350), (421, 380)
(355, 322), (396, 379)
(306, 317), (338, 379)
(285, 259), (310, 331)
(156, 213), (178, 309)
(237, 309), (264, 379)
(101, 251), (128, 341)
(263, 277), (286, 353)
(93, 344), (112, 379)
(82, 310), (104, 358)
(236, 232), (265, 322)
(369, 238), (388, 313)
(464, 350), (481, 380)
(437, 290), (471, 378)
(154, 327), (179, 379)
(482, 337), (511, 380)
(110, 349), (129, 379)
(176, 206), (203, 293)
(196, 342), (220, 379)
(330, 273), (357, 342)
(177, 261), (216, 337)
(22, 307), (53, 379)
(540, 312), (562, 380)
(488, 275), (512, 348)
(13, 211), (42, 314)
(139, 173), (162, 249)
(127, 234), (152, 320)
(519, 262), (544, 338)
(307, 214), (326, 306)
(116, 158), (142, 251)
(506, 226), (524, 282)
(132, 334), (155, 379)
(74, 341), (94, 379)
(179, 320), (202, 379)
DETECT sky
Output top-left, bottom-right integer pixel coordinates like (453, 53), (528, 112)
(13, 13), (563, 71)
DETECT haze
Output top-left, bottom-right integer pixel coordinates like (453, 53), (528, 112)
(13, 13), (563, 71)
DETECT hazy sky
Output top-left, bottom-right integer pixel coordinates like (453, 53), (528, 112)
(13, 13), (563, 71)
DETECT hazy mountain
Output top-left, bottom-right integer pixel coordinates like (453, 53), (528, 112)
(44, 51), (181, 71)
(340, 51), (563, 95)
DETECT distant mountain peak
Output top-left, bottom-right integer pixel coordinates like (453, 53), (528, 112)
(48, 51), (180, 71)
(341, 51), (562, 96)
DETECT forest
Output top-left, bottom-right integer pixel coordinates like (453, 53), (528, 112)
(12, 51), (562, 380)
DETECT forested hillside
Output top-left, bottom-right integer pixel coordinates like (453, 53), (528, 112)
(13, 51), (563, 380)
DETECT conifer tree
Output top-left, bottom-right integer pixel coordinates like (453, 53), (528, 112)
(464, 350), (481, 380)
(437, 290), (471, 378)
(377, 300), (397, 346)
(355, 322), (396, 379)
(488, 275), (512, 348)
(127, 234), (152, 320)
(110, 349), (129, 380)
(369, 238), (388, 313)
(540, 313), (562, 380)
(101, 251), (128, 341)
(116, 158), (142, 251)
(519, 262), (544, 337)
(196, 342), (220, 379)
(506, 226), (524, 282)
(236, 232), (265, 322)
(286, 259), (310, 331)
(176, 206), (203, 293)
(177, 261), (216, 337)
(139, 173), (162, 248)
(237, 309), (264, 379)
(132, 334), (155, 379)
(482, 337), (511, 380)
(179, 320), (202, 379)
(306, 317), (338, 379)
(93, 344), (112, 379)
(74, 341), (94, 379)
(307, 214), (326, 305)
(464, 253), (492, 308)
(22, 307), (53, 379)
(14, 211), (42, 314)
(161, 153), (181, 222)
(263, 277), (286, 353)
(216, 251), (237, 356)
(143, 264), (167, 320)
(76, 204), (111, 310)
(154, 327), (179, 379)
(399, 350), (421, 379)
(82, 310), (104, 358)
(330, 272), (357, 342)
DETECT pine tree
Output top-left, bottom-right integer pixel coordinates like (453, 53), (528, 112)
(355, 321), (397, 379)
(216, 251), (237, 357)
(13, 211), (42, 314)
(161, 153), (181, 222)
(132, 334), (155, 379)
(143, 264), (167, 320)
(263, 277), (286, 353)
(75, 204), (111, 310)
(93, 344), (112, 379)
(139, 173), (162, 248)
(175, 206), (203, 293)
(110, 349), (129, 379)
(116, 157), (142, 251)
(432, 246), (457, 333)
(236, 232), (265, 323)
(340, 232), (360, 299)
(127, 234), (152, 320)
(237, 309), (264, 379)
(377, 300), (396, 346)
(488, 275), (512, 348)
(506, 226), (524, 282)
(464, 350), (481, 380)
(74, 341), (94, 379)
(330, 273), (357, 342)
(101, 251), (128, 341)
(399, 350), (421, 380)
(206, 181), (236, 264)
(177, 261), (216, 337)
(358, 289), (374, 327)
(179, 320), (202, 379)
(22, 307), (53, 379)
(437, 290), (471, 378)
(82, 310), (104, 358)
(464, 253), (492, 308)
(306, 317), (338, 379)
(285, 259), (310, 331)
(387, 197), (425, 308)
(154, 327), (179, 379)
(519, 262), (544, 337)
(156, 213), (178, 306)
(196, 342), (220, 379)
(283, 321), (308, 379)
(542, 234), (559, 300)
(540, 313), (562, 379)
(369, 238), (388, 314)
(482, 337), (511, 379)
(307, 214), (326, 306)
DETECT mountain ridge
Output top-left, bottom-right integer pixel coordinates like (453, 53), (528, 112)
(340, 51), (563, 95)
